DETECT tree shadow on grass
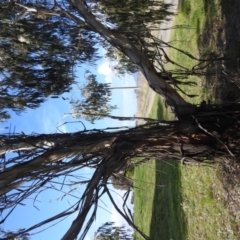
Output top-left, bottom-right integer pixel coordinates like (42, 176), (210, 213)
(155, 98), (164, 119)
(219, 0), (240, 71)
(197, 0), (240, 102)
(179, 0), (191, 18)
(149, 101), (188, 240)
(149, 161), (188, 240)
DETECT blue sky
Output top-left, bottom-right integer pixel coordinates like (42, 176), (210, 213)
(0, 55), (137, 239)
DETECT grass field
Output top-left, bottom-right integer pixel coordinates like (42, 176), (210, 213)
(133, 1), (239, 239)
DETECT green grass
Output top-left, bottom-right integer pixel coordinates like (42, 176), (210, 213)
(166, 0), (222, 104)
(133, 159), (155, 238)
(180, 165), (237, 239)
(148, 94), (173, 120)
(134, 160), (187, 240)
(134, 0), (238, 239)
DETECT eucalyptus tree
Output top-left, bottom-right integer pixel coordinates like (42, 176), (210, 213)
(0, 0), (239, 240)
(1, 0), (194, 117)
(70, 73), (116, 123)
(69, 0), (203, 116)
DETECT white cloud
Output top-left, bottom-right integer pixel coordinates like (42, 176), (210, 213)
(97, 60), (114, 84)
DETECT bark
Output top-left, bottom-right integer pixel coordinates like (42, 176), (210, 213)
(0, 132), (115, 155)
(0, 132), (116, 183)
(0, 115), (236, 189)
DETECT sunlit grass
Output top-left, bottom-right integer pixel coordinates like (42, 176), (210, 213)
(133, 159), (156, 238)
(180, 164), (236, 239)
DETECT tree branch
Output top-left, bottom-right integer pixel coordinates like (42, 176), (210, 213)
(69, 0), (194, 117)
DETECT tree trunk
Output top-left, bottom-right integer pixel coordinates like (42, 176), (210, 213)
(1, 109), (240, 239)
(0, 113), (237, 190)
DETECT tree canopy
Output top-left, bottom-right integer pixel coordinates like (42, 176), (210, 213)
(70, 72), (116, 123)
(0, 0), (98, 121)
